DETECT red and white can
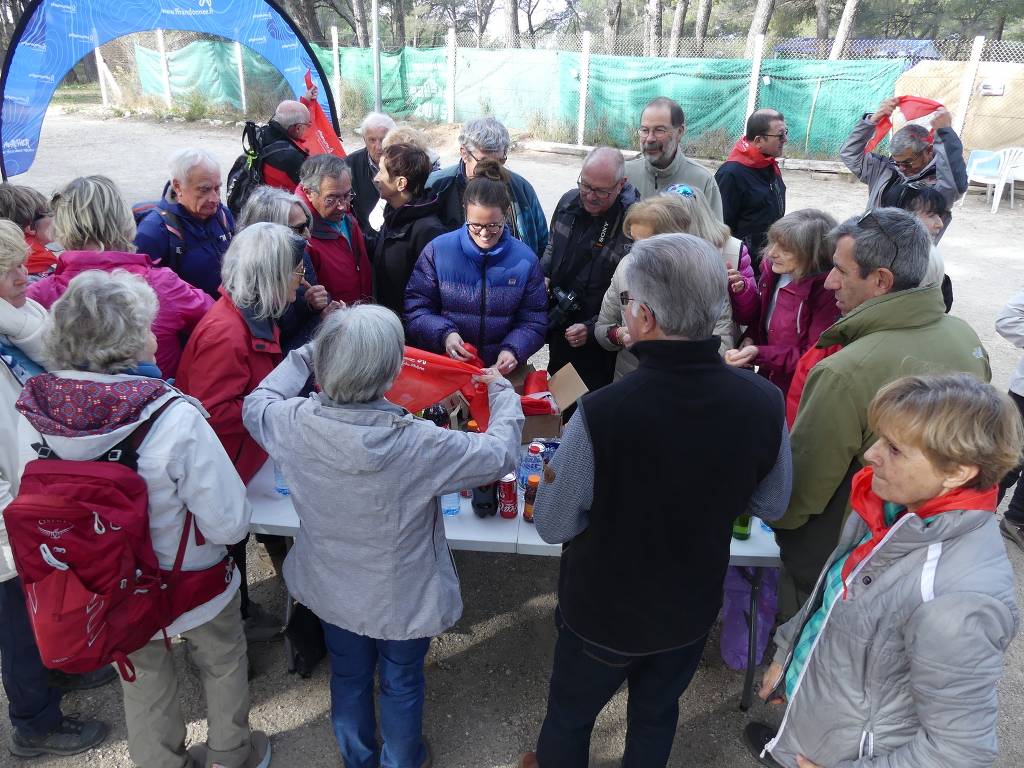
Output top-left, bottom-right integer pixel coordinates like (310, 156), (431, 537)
(498, 473), (518, 519)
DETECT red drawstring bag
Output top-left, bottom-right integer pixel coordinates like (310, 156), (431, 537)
(297, 70), (347, 159)
(864, 95), (944, 154)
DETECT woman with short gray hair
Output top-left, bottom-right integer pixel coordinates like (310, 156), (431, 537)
(15, 269), (265, 768)
(27, 176), (212, 379)
(243, 303), (523, 768)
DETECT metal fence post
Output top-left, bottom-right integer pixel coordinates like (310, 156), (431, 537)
(234, 41), (247, 114)
(94, 47), (109, 107)
(745, 33), (765, 121)
(331, 25), (342, 116)
(156, 29), (172, 109)
(577, 31), (592, 146)
(371, 0), (382, 112)
(446, 28), (456, 123)
(954, 36), (985, 137)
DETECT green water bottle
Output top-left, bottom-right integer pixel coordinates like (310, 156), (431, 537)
(732, 514), (752, 540)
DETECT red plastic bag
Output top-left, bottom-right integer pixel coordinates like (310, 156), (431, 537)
(298, 70), (346, 159)
(864, 95), (943, 154)
(385, 346), (482, 414)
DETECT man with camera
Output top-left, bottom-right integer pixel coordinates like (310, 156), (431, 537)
(541, 147), (639, 395)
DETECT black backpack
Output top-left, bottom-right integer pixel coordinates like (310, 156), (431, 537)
(225, 122), (292, 216)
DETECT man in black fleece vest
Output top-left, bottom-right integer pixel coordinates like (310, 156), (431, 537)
(520, 233), (792, 768)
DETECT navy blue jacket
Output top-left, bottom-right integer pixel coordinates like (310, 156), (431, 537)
(134, 190), (235, 298)
(404, 226), (547, 367)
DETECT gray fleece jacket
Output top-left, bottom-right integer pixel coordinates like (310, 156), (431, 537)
(765, 498), (1018, 768)
(242, 344), (524, 640)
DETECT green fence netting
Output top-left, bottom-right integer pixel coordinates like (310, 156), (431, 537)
(131, 41), (906, 159)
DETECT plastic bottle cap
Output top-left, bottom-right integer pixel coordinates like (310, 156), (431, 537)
(527, 475), (540, 486)
(529, 444), (541, 453)
(467, 420), (479, 432)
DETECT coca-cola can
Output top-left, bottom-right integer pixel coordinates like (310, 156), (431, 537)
(498, 473), (518, 519)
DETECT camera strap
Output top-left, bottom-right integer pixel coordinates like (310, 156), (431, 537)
(553, 205), (625, 295)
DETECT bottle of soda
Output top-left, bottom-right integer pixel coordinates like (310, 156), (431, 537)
(422, 404), (450, 428)
(523, 475), (540, 523)
(732, 514), (752, 540)
(518, 442), (544, 489)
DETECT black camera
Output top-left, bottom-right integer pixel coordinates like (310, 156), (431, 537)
(548, 286), (581, 329)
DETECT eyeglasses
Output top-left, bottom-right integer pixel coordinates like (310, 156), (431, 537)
(619, 290), (657, 321)
(467, 222), (504, 235)
(664, 184), (695, 198)
(857, 211), (900, 271)
(759, 129), (789, 139)
(577, 176), (619, 201)
(319, 190), (356, 207)
(890, 155), (920, 171)
(637, 126), (674, 139)
(289, 217), (311, 235)
(466, 147), (507, 164)
(292, 263), (307, 280)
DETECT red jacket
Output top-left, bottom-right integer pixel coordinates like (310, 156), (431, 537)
(785, 343), (842, 427)
(735, 259), (839, 396)
(175, 293), (282, 484)
(296, 186), (372, 305)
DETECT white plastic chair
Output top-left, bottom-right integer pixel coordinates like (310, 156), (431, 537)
(989, 147), (1024, 214)
(959, 150), (1001, 208)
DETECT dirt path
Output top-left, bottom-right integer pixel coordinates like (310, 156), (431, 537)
(6, 108), (1024, 767)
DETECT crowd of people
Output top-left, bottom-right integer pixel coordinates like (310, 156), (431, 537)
(0, 90), (1020, 768)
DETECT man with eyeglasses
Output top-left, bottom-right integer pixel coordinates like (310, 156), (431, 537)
(714, 108), (787, 268)
(260, 86), (319, 193)
(767, 207), (990, 624)
(623, 97), (723, 218)
(426, 117), (549, 257)
(297, 153), (372, 306)
(840, 98), (967, 241)
(540, 147), (639, 394)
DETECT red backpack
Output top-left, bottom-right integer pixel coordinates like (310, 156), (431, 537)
(3, 401), (234, 681)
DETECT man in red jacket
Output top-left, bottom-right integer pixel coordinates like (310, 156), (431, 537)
(297, 154), (372, 305)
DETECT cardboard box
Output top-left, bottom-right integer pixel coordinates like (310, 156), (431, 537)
(517, 363), (589, 443)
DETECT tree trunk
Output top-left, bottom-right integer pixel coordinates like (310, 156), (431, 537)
(694, 0), (712, 42)
(350, 0), (369, 47)
(646, 0), (662, 57)
(391, 0), (406, 47)
(668, 0), (688, 57)
(815, 0), (828, 40)
(994, 12), (1006, 41)
(506, 0), (520, 47)
(605, 0), (622, 51)
(299, 0), (325, 41)
(829, 0), (859, 60)
(745, 0), (773, 59)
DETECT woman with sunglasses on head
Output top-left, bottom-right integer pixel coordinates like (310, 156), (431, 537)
(724, 210), (839, 396)
(405, 159), (547, 374)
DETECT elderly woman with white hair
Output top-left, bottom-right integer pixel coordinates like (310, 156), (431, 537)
(135, 146), (236, 297)
(27, 175), (211, 379)
(15, 269), (266, 768)
(426, 116), (549, 257)
(243, 304), (523, 768)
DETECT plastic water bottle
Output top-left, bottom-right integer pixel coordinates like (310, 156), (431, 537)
(518, 443), (544, 490)
(273, 461), (290, 496)
(440, 492), (461, 517)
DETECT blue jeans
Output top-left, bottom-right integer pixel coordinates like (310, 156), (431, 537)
(321, 620), (430, 768)
(536, 607), (708, 768)
(0, 578), (62, 737)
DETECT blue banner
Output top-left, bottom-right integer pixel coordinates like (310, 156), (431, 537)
(0, 0), (336, 177)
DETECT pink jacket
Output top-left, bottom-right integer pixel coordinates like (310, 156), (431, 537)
(27, 250), (212, 378)
(731, 259), (839, 396)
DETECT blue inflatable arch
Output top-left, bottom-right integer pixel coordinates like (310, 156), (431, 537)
(0, 0), (339, 178)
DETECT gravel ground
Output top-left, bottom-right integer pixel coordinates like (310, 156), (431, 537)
(5, 107), (1024, 767)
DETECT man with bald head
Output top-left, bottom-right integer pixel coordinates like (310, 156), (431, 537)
(540, 146), (639, 393)
(261, 88), (318, 191)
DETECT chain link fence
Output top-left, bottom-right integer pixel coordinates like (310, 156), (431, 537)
(76, 29), (1024, 160)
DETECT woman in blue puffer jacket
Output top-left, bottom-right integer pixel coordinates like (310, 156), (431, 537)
(404, 159), (547, 374)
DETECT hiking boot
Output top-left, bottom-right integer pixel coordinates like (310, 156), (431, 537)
(243, 601), (283, 644)
(1000, 517), (1024, 553)
(742, 722), (784, 768)
(9, 715), (109, 758)
(518, 752), (539, 768)
(187, 730), (271, 768)
(48, 665), (118, 692)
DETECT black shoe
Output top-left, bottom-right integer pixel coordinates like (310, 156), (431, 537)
(244, 601), (283, 644)
(1000, 517), (1024, 553)
(743, 722), (783, 767)
(9, 715), (109, 758)
(48, 666), (118, 692)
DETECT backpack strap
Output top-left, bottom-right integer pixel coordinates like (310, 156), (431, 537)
(156, 208), (187, 270)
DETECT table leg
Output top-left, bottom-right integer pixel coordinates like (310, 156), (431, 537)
(740, 566), (764, 712)
(282, 537), (295, 674)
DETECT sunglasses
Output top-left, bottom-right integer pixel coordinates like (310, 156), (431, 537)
(289, 216), (312, 235)
(857, 211), (900, 271)
(619, 290), (657, 321)
(664, 184), (695, 198)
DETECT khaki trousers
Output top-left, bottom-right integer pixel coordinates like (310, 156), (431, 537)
(121, 590), (252, 768)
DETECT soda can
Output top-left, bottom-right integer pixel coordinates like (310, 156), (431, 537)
(497, 473), (518, 519)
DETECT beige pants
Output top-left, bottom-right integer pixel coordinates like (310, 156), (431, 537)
(121, 590), (252, 768)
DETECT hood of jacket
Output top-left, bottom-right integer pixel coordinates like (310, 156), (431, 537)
(382, 194), (444, 234)
(52, 249), (154, 277)
(817, 284), (947, 348)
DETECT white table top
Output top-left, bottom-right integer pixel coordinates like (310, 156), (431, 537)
(247, 460), (781, 567)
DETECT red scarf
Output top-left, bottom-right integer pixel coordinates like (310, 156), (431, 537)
(726, 138), (781, 177)
(839, 466), (997, 591)
(864, 95), (943, 154)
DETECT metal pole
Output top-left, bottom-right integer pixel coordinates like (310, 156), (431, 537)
(234, 41), (247, 114)
(331, 25), (342, 117)
(371, 0), (382, 113)
(745, 33), (765, 122)
(953, 36), (985, 137)
(94, 46), (109, 107)
(156, 29), (172, 109)
(446, 28), (456, 123)
(576, 31), (591, 146)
